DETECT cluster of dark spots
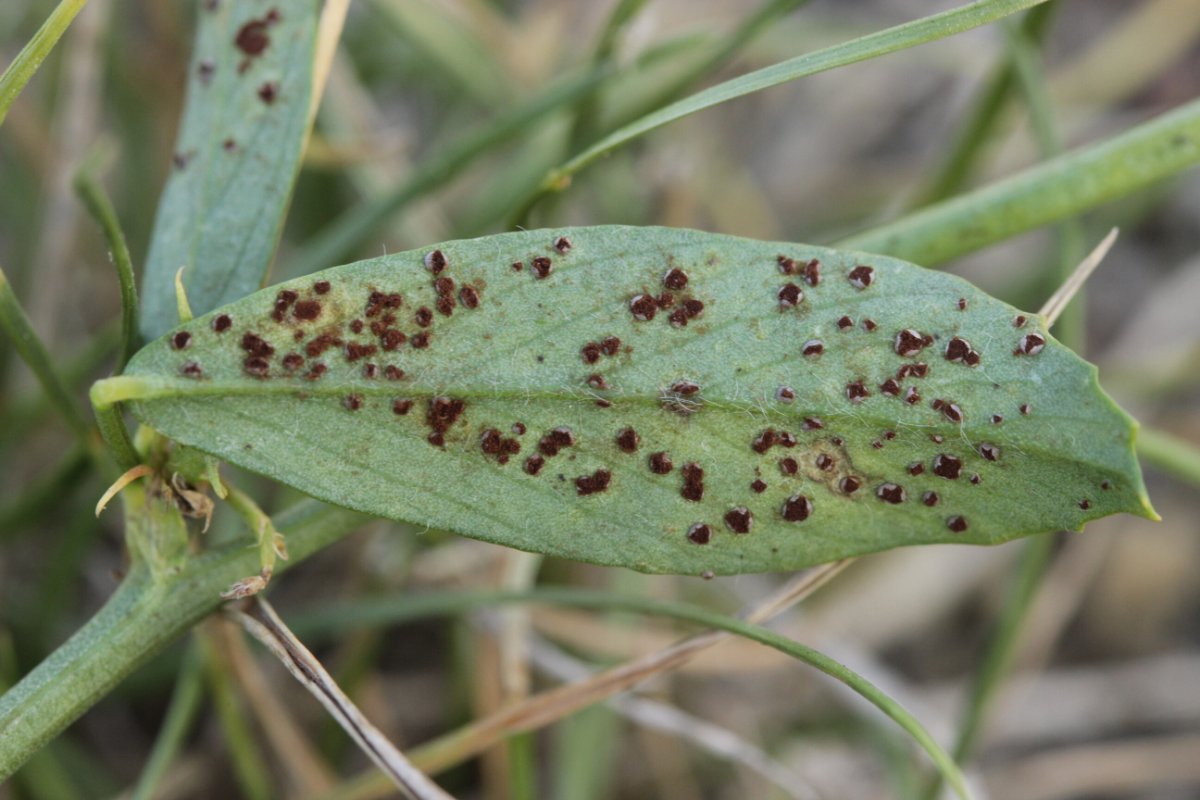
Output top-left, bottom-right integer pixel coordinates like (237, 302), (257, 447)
(681, 463), (705, 501)
(314, 280), (330, 295)
(223, 138), (237, 152)
(947, 515), (968, 532)
(411, 331), (431, 348)
(392, 398), (413, 415)
(241, 332), (274, 375)
(426, 397), (466, 447)
(523, 455), (545, 475)
(931, 398), (964, 423)
(687, 523), (712, 545)
(198, 59), (215, 85)
(257, 82), (278, 104)
(908, 462), (925, 476)
(305, 332), (342, 358)
(803, 417), (824, 430)
(304, 363), (327, 380)
(662, 380), (702, 415)
(778, 283), (803, 309)
(511, 261), (523, 272)
(171, 331), (191, 350)
(847, 265), (874, 289)
(816, 454), (835, 471)
(779, 457), (799, 475)
(863, 319), (878, 332)
(1020, 403), (1032, 415)
(894, 329), (932, 357)
(802, 339), (824, 357)
(957, 298), (968, 311)
(365, 291), (403, 318)
(839, 476), (861, 494)
(846, 379), (869, 402)
(554, 236), (572, 253)
(903, 386), (921, 405)
(343, 393), (363, 411)
(945, 336), (980, 366)
(1078, 499), (1091, 510)
(537, 427), (575, 457)
(479, 428), (521, 464)
(933, 454), (963, 479)
(180, 361), (203, 378)
(803, 259), (821, 286)
(581, 336), (621, 364)
(512, 422), (527, 435)
(992, 414), (1004, 424)
(978, 443), (1000, 461)
(896, 363), (929, 380)
(380, 329), (406, 350)
(459, 286), (480, 309)
(724, 507), (753, 533)
(1014, 333), (1046, 356)
(615, 427), (639, 453)
(213, 314), (232, 332)
(880, 378), (901, 397)
(271, 289), (298, 321)
(345, 342), (378, 362)
(530, 256), (553, 279)
(923, 491), (939, 506)
(751, 479), (767, 493)
(782, 494), (812, 522)
(282, 352), (303, 370)
(362, 363), (378, 379)
(433, 276), (456, 316)
(776, 386), (795, 403)
(575, 469), (611, 495)
(1013, 315), (1027, 328)
(663, 268), (688, 290)
(837, 315), (854, 330)
(751, 428), (797, 454)
(424, 249), (447, 274)
(669, 298), (704, 327)
(649, 451), (673, 474)
(876, 483), (906, 504)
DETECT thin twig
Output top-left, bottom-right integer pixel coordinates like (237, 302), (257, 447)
(231, 597), (454, 800)
(1038, 227), (1118, 325)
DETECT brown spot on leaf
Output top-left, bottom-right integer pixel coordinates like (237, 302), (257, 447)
(241, 332), (274, 358)
(803, 259), (821, 287)
(837, 315), (854, 330)
(751, 479), (767, 493)
(575, 469), (612, 495)
(724, 507), (753, 533)
(411, 331), (430, 349)
(922, 491), (939, 506)
(776, 255), (797, 275)
(880, 378), (901, 397)
(392, 398), (413, 415)
(848, 265), (874, 289)
(894, 329), (928, 357)
(779, 457), (798, 475)
(862, 318), (877, 332)
(629, 294), (657, 321)
(282, 353), (303, 370)
(947, 515), (968, 532)
(581, 342), (601, 364)
(663, 268), (688, 290)
(1014, 333), (1046, 356)
(687, 523), (712, 544)
(424, 249), (447, 274)
(781, 494), (812, 522)
(776, 386), (795, 403)
(343, 394), (363, 411)
(802, 340), (824, 357)
(648, 451), (673, 474)
(778, 283), (803, 309)
(978, 443), (1000, 461)
(171, 331), (191, 350)
(293, 300), (321, 321)
(459, 286), (480, 309)
(180, 361), (203, 378)
(523, 455), (544, 475)
(839, 476), (861, 494)
(933, 454), (963, 479)
(846, 380), (869, 402)
(213, 314), (232, 333)
(601, 337), (621, 356)
(257, 82), (278, 104)
(681, 462), (704, 501)
(531, 256), (553, 279)
(314, 280), (330, 295)
(875, 483), (906, 504)
(908, 462), (925, 476)
(554, 236), (572, 253)
(615, 427), (639, 453)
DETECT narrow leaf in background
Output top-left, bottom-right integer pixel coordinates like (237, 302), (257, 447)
(139, 0), (319, 341)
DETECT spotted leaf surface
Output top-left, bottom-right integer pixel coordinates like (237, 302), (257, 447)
(140, 0), (319, 340)
(117, 227), (1154, 575)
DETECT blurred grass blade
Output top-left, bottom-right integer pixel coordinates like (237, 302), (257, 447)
(75, 155), (139, 371)
(113, 227), (1151, 576)
(528, 0), (1048, 204)
(838, 96), (1200, 265)
(1137, 426), (1200, 488)
(0, 0), (88, 129)
(139, 0), (321, 340)
(0, 266), (90, 441)
(130, 650), (204, 800)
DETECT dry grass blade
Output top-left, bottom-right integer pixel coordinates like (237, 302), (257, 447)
(231, 597), (454, 800)
(94, 464), (151, 517)
(1038, 227), (1118, 325)
(408, 560), (851, 776)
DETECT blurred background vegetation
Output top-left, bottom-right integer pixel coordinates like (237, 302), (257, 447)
(1, 0), (1198, 798)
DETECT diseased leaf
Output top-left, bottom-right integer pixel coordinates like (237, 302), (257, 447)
(139, 0), (319, 341)
(113, 227), (1155, 575)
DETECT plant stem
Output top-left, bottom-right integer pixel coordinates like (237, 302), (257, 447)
(837, 96), (1200, 265)
(1137, 426), (1200, 487)
(0, 0), (89, 128)
(0, 500), (367, 780)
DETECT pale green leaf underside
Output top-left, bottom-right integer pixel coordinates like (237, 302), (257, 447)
(118, 227), (1153, 575)
(139, 0), (318, 341)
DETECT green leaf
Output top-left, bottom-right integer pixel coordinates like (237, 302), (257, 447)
(138, 0), (319, 341)
(111, 227), (1154, 575)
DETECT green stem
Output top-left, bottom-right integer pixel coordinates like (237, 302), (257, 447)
(89, 389), (140, 472)
(836, 96), (1200, 265)
(524, 0), (1048, 211)
(130, 649), (204, 800)
(294, 588), (968, 800)
(1137, 426), (1200, 487)
(0, 266), (91, 442)
(0, 500), (367, 780)
(0, 0), (89, 128)
(74, 156), (139, 372)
